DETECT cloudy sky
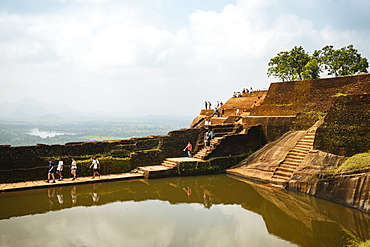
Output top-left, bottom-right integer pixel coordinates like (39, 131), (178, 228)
(1, 0), (369, 118)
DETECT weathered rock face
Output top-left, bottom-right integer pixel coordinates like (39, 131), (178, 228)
(288, 170), (370, 213)
(227, 130), (307, 183)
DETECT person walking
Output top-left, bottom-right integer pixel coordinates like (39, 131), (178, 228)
(70, 158), (77, 181)
(89, 157), (101, 179)
(183, 142), (193, 157)
(56, 158), (64, 181)
(46, 160), (56, 183)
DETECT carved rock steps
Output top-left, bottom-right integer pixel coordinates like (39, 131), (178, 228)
(270, 128), (317, 183)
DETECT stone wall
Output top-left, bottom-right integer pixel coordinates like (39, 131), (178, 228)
(315, 94), (370, 157)
(0, 128), (204, 183)
(207, 125), (267, 159)
(242, 116), (296, 142)
(250, 74), (370, 116)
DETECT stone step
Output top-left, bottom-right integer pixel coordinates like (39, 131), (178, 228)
(293, 146), (311, 153)
(273, 170), (292, 178)
(162, 160), (177, 167)
(270, 177), (288, 184)
(285, 153), (306, 160)
(280, 162), (298, 168)
(282, 160), (301, 167)
(289, 150), (308, 156)
(138, 165), (172, 172)
(297, 139), (314, 145)
(272, 173), (291, 181)
(295, 144), (311, 149)
(275, 166), (296, 173)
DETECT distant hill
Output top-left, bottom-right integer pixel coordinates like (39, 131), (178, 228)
(0, 97), (88, 121)
(0, 97), (193, 123)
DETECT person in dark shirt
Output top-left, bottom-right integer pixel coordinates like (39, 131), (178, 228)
(46, 160), (56, 183)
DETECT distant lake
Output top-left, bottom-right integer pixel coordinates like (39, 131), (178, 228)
(28, 128), (73, 138)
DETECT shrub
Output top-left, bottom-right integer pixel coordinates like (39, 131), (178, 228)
(334, 151), (370, 173)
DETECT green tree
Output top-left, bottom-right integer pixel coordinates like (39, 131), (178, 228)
(301, 58), (321, 80)
(267, 46), (310, 81)
(267, 44), (369, 81)
(319, 44), (369, 76)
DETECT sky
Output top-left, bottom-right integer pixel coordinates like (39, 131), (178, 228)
(1, 0), (370, 118)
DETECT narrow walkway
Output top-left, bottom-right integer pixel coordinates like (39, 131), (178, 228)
(0, 172), (144, 193)
(1, 157), (203, 193)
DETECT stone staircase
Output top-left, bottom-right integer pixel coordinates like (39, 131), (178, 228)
(193, 124), (245, 160)
(270, 127), (317, 184)
(193, 137), (223, 160)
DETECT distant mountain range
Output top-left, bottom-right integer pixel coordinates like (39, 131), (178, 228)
(0, 97), (86, 121)
(0, 97), (192, 123)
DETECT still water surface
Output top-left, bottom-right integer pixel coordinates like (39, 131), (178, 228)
(0, 174), (369, 247)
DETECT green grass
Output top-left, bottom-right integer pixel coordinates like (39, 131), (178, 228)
(334, 151), (370, 173)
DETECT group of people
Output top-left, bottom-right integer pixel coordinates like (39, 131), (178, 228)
(46, 157), (101, 183)
(183, 130), (214, 157)
(204, 130), (214, 149)
(233, 87), (254, 97)
(204, 101), (223, 110)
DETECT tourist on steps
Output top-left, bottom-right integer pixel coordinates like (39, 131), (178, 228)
(183, 142), (193, 157)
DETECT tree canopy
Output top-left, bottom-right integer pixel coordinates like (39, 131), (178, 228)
(267, 44), (369, 82)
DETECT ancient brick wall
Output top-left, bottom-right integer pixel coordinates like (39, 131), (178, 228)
(251, 74), (370, 116)
(242, 116), (296, 142)
(315, 94), (370, 157)
(0, 128), (205, 183)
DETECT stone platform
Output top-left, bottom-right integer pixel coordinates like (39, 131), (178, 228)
(0, 172), (144, 193)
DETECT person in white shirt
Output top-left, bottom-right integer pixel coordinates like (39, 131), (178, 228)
(89, 157), (101, 179)
(70, 158), (77, 181)
(56, 158), (64, 181)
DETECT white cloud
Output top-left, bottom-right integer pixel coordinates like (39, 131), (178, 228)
(0, 0), (369, 117)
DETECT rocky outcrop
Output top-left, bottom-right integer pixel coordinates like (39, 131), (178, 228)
(288, 169), (370, 213)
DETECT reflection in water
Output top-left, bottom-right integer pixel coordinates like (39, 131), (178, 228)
(90, 183), (101, 204)
(0, 174), (369, 247)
